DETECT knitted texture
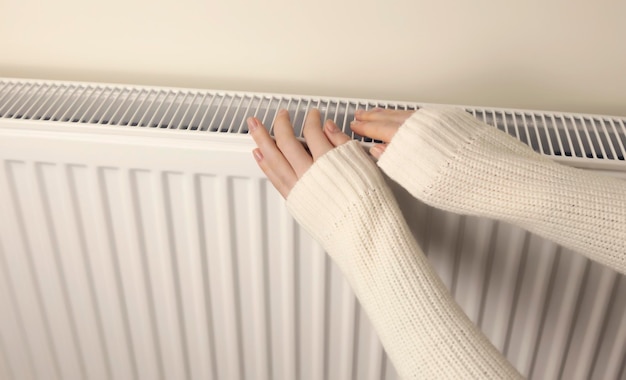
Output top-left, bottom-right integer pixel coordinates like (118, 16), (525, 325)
(378, 107), (626, 274)
(287, 141), (522, 379)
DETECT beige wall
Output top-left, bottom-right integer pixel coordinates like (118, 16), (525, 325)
(1, 1), (625, 116)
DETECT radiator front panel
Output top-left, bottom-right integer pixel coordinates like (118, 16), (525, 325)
(0, 138), (400, 380)
(0, 132), (624, 380)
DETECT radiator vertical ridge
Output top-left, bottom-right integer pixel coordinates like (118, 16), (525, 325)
(193, 175), (220, 380)
(486, 227), (528, 351)
(556, 259), (591, 379)
(503, 233), (534, 357)
(0, 243), (31, 380)
(180, 173), (217, 380)
(117, 169), (163, 380)
(66, 166), (113, 380)
(476, 222), (499, 329)
(197, 175), (224, 378)
(586, 271), (626, 377)
(534, 251), (586, 379)
(6, 161), (63, 380)
(606, 281), (626, 378)
(310, 244), (328, 380)
(365, 327), (384, 380)
(427, 209), (456, 288)
(247, 178), (271, 380)
(338, 277), (358, 380)
(589, 276), (624, 379)
(128, 170), (166, 380)
(279, 207), (297, 380)
(322, 252), (333, 380)
(35, 163), (88, 380)
(563, 267), (618, 379)
(0, 165), (37, 380)
(454, 218), (495, 322)
(146, 170), (187, 380)
(449, 216), (467, 298)
(507, 239), (558, 377)
(215, 176), (244, 380)
(0, 333), (10, 380)
(527, 247), (561, 379)
(294, 226), (303, 380)
(161, 172), (193, 380)
(98, 168), (140, 380)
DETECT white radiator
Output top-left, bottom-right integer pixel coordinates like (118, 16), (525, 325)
(0, 78), (624, 380)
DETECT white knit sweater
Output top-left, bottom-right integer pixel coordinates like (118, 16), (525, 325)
(286, 107), (626, 379)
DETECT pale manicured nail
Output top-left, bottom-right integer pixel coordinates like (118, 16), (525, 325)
(253, 149), (263, 162)
(247, 117), (258, 131)
(325, 120), (338, 133)
(371, 145), (385, 156)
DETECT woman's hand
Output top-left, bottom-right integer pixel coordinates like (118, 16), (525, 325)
(249, 107), (415, 198)
(351, 108), (414, 159)
(248, 109), (352, 198)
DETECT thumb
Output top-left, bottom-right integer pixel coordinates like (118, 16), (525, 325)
(350, 120), (399, 143)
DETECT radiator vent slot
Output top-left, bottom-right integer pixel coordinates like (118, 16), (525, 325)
(1, 79), (625, 161)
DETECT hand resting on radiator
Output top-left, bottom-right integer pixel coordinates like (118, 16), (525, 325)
(247, 109), (524, 379)
(251, 106), (625, 275)
(247, 108), (353, 198)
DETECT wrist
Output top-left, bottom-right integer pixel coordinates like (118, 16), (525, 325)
(286, 140), (391, 247)
(377, 107), (493, 201)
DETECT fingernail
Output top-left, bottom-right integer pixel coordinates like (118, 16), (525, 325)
(247, 117), (258, 131)
(252, 149), (263, 162)
(350, 120), (361, 126)
(372, 107), (383, 112)
(371, 145), (385, 156)
(355, 109), (363, 116)
(278, 109), (288, 115)
(325, 120), (338, 133)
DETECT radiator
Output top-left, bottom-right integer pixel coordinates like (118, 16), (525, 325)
(0, 78), (624, 380)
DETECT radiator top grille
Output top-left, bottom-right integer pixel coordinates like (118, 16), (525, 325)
(1, 79), (625, 161)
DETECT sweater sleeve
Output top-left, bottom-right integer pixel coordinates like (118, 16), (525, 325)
(286, 141), (523, 379)
(377, 107), (626, 275)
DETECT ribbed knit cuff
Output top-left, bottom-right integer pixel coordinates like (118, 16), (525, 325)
(377, 106), (626, 274)
(286, 140), (390, 245)
(377, 107), (493, 201)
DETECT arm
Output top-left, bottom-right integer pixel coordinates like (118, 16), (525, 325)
(249, 111), (522, 379)
(356, 107), (626, 275)
(287, 141), (522, 379)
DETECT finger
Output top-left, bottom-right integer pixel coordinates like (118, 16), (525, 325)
(350, 119), (399, 143)
(302, 109), (334, 160)
(273, 109), (313, 177)
(248, 117), (298, 195)
(355, 108), (414, 124)
(252, 149), (292, 197)
(369, 143), (387, 160)
(323, 119), (351, 147)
